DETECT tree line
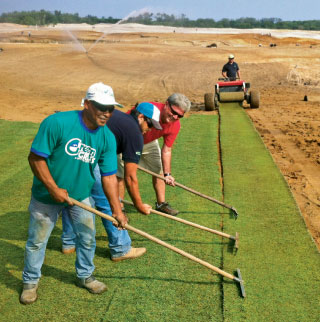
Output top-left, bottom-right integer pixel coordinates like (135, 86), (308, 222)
(1, 10), (319, 31)
(0, 10), (119, 25)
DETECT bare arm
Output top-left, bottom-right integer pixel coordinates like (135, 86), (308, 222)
(101, 174), (128, 228)
(237, 70), (241, 79)
(28, 152), (72, 204)
(124, 162), (151, 215)
(161, 144), (175, 186)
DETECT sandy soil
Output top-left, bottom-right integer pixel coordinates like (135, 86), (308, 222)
(0, 23), (319, 249)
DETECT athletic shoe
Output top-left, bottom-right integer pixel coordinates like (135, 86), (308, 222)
(20, 283), (38, 305)
(111, 247), (146, 262)
(156, 202), (179, 216)
(78, 275), (107, 294)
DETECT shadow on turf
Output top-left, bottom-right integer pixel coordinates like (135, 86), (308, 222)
(94, 238), (223, 259)
(176, 210), (228, 216)
(0, 211), (81, 295)
(133, 238), (223, 245)
(0, 210), (66, 251)
(124, 203), (225, 217)
(0, 211), (29, 241)
(226, 239), (238, 255)
(0, 239), (75, 295)
(0, 212), (231, 290)
(0, 240), (25, 293)
(95, 274), (220, 286)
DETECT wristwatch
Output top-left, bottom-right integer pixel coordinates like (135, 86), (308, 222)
(164, 173), (171, 177)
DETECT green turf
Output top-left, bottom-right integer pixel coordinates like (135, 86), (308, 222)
(1, 110), (319, 321)
(219, 104), (320, 322)
(0, 116), (224, 321)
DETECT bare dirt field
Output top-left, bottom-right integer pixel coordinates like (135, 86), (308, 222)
(0, 23), (319, 249)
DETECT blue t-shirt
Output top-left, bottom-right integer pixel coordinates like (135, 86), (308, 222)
(107, 109), (143, 164)
(30, 110), (117, 204)
(222, 62), (239, 78)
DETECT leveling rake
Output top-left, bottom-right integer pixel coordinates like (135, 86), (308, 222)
(121, 199), (239, 250)
(69, 197), (245, 297)
(138, 166), (239, 219)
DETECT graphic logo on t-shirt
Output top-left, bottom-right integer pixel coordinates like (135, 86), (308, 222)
(65, 138), (96, 163)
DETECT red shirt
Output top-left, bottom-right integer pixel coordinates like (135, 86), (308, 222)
(127, 102), (181, 147)
(143, 102), (181, 147)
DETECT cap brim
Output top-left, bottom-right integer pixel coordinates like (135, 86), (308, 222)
(93, 100), (124, 108)
(151, 119), (162, 130)
(81, 98), (123, 108)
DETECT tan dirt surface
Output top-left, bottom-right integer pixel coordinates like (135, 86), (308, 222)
(0, 24), (319, 249)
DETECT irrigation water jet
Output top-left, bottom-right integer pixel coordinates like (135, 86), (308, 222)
(63, 8), (152, 56)
(87, 7), (151, 53)
(64, 29), (87, 53)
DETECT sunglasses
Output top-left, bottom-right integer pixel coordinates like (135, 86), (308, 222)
(168, 103), (184, 118)
(91, 101), (115, 113)
(144, 116), (153, 128)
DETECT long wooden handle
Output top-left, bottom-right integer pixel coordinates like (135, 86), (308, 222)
(69, 197), (239, 282)
(138, 166), (234, 210)
(121, 199), (236, 240)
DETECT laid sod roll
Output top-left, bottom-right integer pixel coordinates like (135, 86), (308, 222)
(219, 92), (244, 102)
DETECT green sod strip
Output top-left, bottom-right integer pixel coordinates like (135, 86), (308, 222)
(219, 104), (320, 322)
(0, 116), (225, 321)
(99, 115), (224, 321)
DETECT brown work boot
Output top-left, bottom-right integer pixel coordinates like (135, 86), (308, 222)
(62, 247), (76, 254)
(156, 202), (179, 216)
(20, 283), (38, 305)
(78, 275), (107, 294)
(111, 247), (146, 262)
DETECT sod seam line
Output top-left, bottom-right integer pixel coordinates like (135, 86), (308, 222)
(217, 108), (226, 319)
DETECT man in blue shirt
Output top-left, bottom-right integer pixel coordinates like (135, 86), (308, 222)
(20, 83), (127, 305)
(222, 54), (241, 80)
(62, 103), (163, 261)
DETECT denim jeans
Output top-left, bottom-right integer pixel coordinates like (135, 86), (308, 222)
(61, 165), (131, 258)
(22, 195), (96, 284)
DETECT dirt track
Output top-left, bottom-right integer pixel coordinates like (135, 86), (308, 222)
(0, 24), (319, 249)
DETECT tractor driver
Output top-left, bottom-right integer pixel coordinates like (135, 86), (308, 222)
(222, 54), (241, 80)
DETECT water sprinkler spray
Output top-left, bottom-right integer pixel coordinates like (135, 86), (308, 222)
(86, 7), (152, 53)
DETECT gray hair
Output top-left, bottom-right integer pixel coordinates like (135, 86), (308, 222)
(167, 93), (191, 113)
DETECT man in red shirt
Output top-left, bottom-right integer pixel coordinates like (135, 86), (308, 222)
(119, 93), (191, 215)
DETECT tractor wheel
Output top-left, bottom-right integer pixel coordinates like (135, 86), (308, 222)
(214, 95), (219, 108)
(204, 93), (215, 111)
(250, 90), (260, 109)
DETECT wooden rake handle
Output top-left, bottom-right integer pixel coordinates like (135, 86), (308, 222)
(121, 199), (237, 241)
(137, 166), (239, 218)
(69, 197), (240, 282)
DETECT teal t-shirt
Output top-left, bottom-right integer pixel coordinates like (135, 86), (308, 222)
(31, 110), (117, 204)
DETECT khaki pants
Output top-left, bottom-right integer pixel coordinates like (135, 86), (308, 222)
(117, 140), (162, 178)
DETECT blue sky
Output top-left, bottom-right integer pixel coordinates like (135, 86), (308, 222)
(0, 0), (319, 21)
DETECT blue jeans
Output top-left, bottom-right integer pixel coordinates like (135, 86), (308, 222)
(23, 195), (96, 284)
(62, 165), (131, 258)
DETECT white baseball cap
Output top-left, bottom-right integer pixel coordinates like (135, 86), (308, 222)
(81, 82), (123, 107)
(228, 54), (235, 59)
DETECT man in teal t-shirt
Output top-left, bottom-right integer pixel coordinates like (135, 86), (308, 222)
(30, 109), (118, 204)
(20, 83), (127, 305)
